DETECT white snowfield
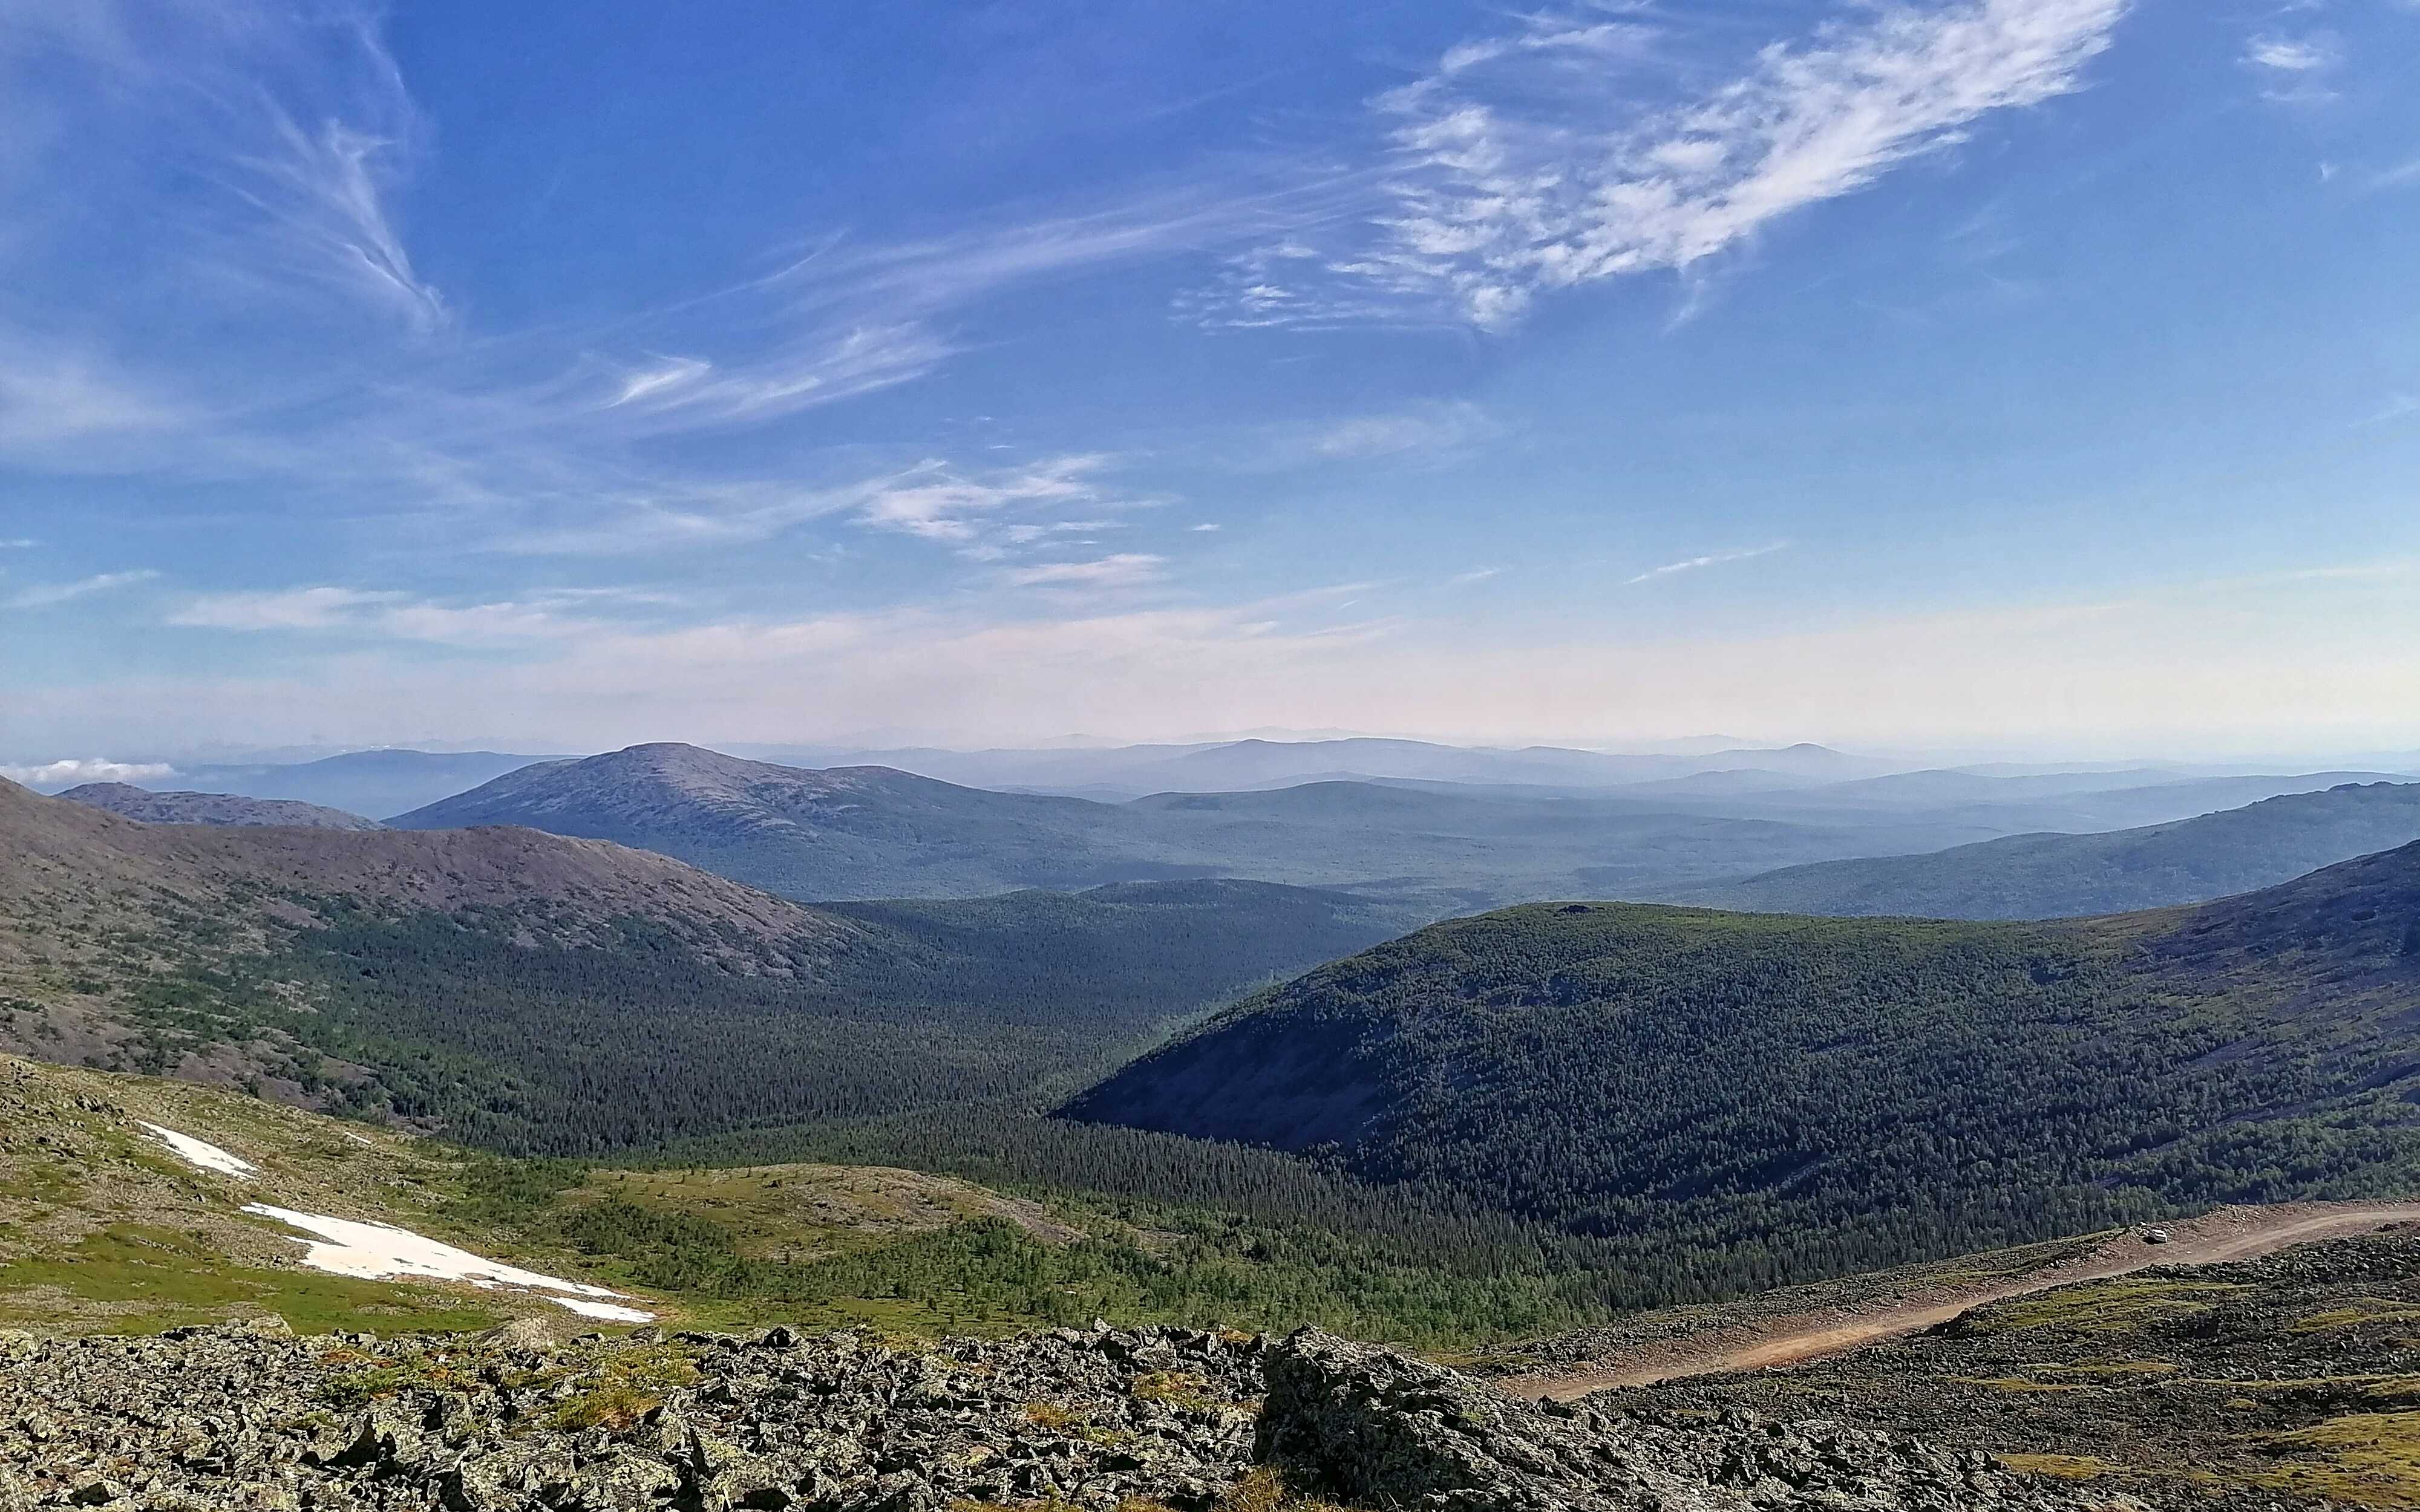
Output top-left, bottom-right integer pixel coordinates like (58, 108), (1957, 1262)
(241, 1204), (656, 1323)
(134, 1121), (654, 1323)
(139, 1122), (259, 1179)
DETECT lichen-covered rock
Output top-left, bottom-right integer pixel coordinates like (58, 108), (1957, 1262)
(0, 1322), (2116, 1512)
(1257, 1329), (2116, 1512)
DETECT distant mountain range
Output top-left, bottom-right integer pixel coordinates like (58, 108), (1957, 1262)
(385, 742), (2013, 908)
(56, 782), (381, 830)
(745, 736), (1903, 796)
(1671, 781), (2420, 918)
(0, 778), (1403, 1152)
(125, 749), (557, 821)
(1063, 839), (2420, 1280)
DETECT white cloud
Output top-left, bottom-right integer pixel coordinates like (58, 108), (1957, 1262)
(0, 538), (33, 548)
(1201, 0), (2130, 330)
(855, 455), (1111, 546)
(0, 757), (174, 789)
(1450, 567), (1502, 584)
(1002, 553), (1167, 588)
(2241, 29), (2343, 103)
(5, 569), (160, 608)
(2243, 34), (2337, 71)
(1625, 541), (1791, 585)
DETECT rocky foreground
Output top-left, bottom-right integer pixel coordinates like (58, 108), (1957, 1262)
(0, 1320), (2102, 1512)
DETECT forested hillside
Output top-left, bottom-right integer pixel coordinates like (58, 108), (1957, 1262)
(1676, 780), (2420, 918)
(1064, 842), (2420, 1289)
(0, 780), (1402, 1154)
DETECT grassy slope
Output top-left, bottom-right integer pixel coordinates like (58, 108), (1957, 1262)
(0, 1055), (1640, 1350)
(0, 1052), (575, 1336)
(1064, 843), (2420, 1291)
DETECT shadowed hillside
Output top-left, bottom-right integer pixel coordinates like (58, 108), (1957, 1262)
(1064, 842), (2420, 1289)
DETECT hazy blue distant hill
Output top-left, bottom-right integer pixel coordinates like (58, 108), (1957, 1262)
(389, 743), (1192, 898)
(146, 748), (559, 820)
(387, 743), (2002, 908)
(1064, 840), (2420, 1284)
(56, 782), (382, 830)
(767, 735), (1902, 797)
(1675, 781), (2420, 918)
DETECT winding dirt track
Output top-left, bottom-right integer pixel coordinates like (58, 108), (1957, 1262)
(1506, 1201), (2420, 1401)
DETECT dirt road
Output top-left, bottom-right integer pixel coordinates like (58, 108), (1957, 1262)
(1506, 1201), (2420, 1401)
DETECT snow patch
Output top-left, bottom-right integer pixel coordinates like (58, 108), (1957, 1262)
(551, 1295), (658, 1323)
(139, 1122), (258, 1179)
(241, 1203), (655, 1322)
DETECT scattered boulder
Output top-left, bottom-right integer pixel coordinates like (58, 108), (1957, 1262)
(0, 1322), (2114, 1511)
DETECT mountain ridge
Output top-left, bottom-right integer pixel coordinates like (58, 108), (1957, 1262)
(57, 782), (384, 830)
(385, 741), (2010, 907)
(1674, 780), (2420, 918)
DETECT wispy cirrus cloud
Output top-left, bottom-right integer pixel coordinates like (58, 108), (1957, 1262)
(1625, 541), (1791, 585)
(1197, 0), (2130, 331)
(2372, 157), (2420, 192)
(5, 569), (160, 609)
(0, 4), (1290, 567)
(1310, 400), (1505, 461)
(166, 584), (630, 647)
(854, 455), (1120, 547)
(1001, 553), (1167, 589)
(2356, 393), (2420, 428)
(1, 0), (446, 333)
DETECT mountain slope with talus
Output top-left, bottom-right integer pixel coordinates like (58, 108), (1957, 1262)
(1062, 841), (2420, 1290)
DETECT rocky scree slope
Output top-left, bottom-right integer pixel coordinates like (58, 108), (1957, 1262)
(55, 784), (385, 831)
(0, 1321), (2106, 1512)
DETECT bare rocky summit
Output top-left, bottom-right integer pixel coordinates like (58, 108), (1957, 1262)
(0, 1321), (2108, 1512)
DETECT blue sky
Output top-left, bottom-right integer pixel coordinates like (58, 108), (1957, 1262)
(3, 0), (2417, 763)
